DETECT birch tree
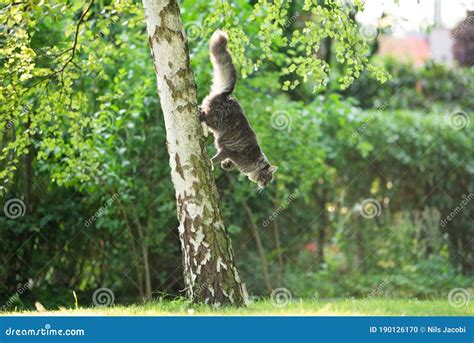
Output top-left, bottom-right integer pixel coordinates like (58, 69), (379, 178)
(142, 0), (244, 306)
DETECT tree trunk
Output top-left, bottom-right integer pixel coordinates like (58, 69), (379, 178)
(142, 0), (244, 306)
(316, 188), (327, 265)
(118, 201), (145, 299)
(135, 218), (152, 300)
(242, 200), (273, 293)
(273, 221), (284, 285)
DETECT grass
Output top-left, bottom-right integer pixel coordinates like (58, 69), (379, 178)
(5, 298), (472, 316)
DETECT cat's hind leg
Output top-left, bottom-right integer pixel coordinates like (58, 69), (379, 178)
(211, 150), (228, 170)
(221, 159), (235, 171)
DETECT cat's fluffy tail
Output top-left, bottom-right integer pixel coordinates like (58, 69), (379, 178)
(209, 30), (236, 96)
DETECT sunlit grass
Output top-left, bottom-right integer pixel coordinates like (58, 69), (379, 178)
(5, 298), (471, 316)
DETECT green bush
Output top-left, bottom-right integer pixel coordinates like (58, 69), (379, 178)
(227, 88), (473, 298)
(346, 59), (474, 110)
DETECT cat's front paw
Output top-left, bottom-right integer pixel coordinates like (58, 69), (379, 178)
(221, 159), (235, 171)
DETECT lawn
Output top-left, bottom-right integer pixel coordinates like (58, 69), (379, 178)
(5, 299), (471, 316)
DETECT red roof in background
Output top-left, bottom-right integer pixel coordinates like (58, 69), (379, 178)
(378, 35), (431, 66)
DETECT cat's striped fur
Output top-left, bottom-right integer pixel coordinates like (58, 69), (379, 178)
(199, 30), (277, 188)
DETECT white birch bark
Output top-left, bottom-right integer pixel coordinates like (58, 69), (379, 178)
(142, 0), (244, 306)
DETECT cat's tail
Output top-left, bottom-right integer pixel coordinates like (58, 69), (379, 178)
(209, 29), (237, 96)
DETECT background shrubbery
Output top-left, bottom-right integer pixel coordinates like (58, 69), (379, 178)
(346, 59), (474, 110)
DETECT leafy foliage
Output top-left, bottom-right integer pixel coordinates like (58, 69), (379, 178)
(346, 59), (474, 110)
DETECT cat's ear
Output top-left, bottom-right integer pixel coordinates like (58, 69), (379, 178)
(269, 166), (278, 174)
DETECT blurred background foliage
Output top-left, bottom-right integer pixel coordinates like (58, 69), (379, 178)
(0, 0), (472, 310)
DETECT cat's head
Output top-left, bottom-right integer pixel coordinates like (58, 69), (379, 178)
(254, 165), (278, 188)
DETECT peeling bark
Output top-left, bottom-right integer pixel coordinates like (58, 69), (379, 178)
(142, 0), (244, 306)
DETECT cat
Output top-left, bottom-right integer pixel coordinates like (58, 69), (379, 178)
(199, 30), (277, 188)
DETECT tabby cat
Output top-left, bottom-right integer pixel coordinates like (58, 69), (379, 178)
(199, 30), (277, 188)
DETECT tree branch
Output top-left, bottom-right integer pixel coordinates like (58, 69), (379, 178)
(56, 0), (95, 75)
